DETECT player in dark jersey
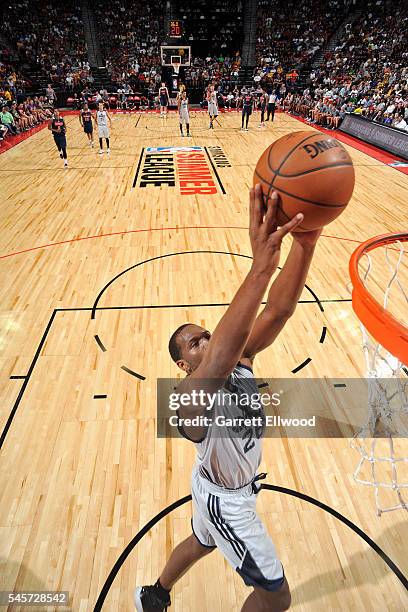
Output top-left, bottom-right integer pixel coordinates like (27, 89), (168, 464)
(258, 89), (268, 128)
(48, 109), (68, 167)
(79, 103), (94, 147)
(241, 90), (255, 131)
(159, 82), (170, 117)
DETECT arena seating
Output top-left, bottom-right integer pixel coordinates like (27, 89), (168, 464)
(0, 0), (406, 136)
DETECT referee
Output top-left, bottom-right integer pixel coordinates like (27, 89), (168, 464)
(266, 91), (277, 122)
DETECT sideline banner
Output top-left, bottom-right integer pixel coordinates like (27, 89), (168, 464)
(339, 113), (408, 160)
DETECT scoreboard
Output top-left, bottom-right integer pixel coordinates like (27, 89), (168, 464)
(169, 19), (182, 38)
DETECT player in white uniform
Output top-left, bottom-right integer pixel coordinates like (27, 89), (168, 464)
(178, 91), (191, 137)
(207, 85), (219, 129)
(135, 185), (322, 612)
(94, 102), (112, 154)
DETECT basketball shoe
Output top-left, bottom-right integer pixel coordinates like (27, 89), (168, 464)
(134, 581), (171, 611)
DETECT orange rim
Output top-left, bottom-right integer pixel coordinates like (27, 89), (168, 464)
(349, 233), (408, 366)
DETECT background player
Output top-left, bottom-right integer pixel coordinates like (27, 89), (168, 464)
(207, 84), (219, 129)
(94, 102), (112, 154)
(159, 82), (170, 117)
(178, 91), (191, 137)
(267, 90), (277, 122)
(48, 109), (68, 167)
(79, 103), (94, 147)
(241, 89), (255, 131)
(135, 185), (321, 612)
(258, 89), (268, 128)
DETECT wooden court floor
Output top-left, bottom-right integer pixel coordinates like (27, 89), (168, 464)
(1, 111), (407, 611)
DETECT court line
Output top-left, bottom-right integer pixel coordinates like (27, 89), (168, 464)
(1, 288), (340, 448)
(131, 147), (145, 188)
(0, 309), (57, 449)
(319, 326), (327, 343)
(93, 486), (407, 610)
(0, 227), (362, 261)
(204, 146), (227, 194)
(292, 357), (312, 373)
(121, 365), (146, 380)
(90, 250), (324, 319)
(94, 334), (107, 352)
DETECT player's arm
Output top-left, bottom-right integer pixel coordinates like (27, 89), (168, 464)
(93, 112), (98, 126)
(107, 112), (112, 126)
(79, 111), (83, 127)
(176, 186), (303, 437)
(242, 221), (321, 362)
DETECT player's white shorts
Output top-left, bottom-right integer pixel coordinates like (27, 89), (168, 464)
(179, 111), (190, 124)
(208, 102), (219, 116)
(98, 126), (109, 139)
(191, 466), (284, 591)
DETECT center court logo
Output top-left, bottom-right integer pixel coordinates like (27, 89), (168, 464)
(137, 146), (229, 195)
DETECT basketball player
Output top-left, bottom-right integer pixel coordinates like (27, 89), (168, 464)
(48, 109), (68, 167)
(258, 89), (268, 128)
(178, 91), (191, 137)
(207, 85), (219, 129)
(79, 103), (94, 147)
(135, 185), (322, 611)
(94, 102), (112, 154)
(241, 89), (255, 131)
(159, 82), (170, 117)
(267, 91), (277, 122)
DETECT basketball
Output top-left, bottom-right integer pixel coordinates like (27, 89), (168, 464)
(253, 131), (355, 231)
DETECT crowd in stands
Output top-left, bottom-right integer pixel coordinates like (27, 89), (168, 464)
(183, 56), (241, 90)
(284, 0), (408, 132)
(1, 0), (406, 140)
(96, 0), (164, 89)
(3, 0), (90, 89)
(0, 96), (53, 141)
(255, 0), (352, 86)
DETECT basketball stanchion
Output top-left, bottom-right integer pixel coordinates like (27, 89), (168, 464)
(349, 232), (408, 515)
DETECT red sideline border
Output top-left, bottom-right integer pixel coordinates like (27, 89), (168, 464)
(1, 109), (407, 175)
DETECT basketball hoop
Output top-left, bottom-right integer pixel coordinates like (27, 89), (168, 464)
(349, 232), (408, 515)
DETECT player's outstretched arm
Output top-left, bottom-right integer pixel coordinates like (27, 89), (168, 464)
(176, 187), (303, 439)
(180, 186), (303, 393)
(242, 211), (321, 361)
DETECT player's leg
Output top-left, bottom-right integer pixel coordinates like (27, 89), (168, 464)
(186, 122), (190, 137)
(134, 535), (214, 611)
(241, 578), (291, 611)
(241, 109), (245, 129)
(106, 135), (110, 153)
(99, 135), (104, 154)
(179, 117), (184, 136)
(245, 110), (250, 130)
(271, 103), (275, 121)
(197, 478), (288, 612)
(160, 533), (214, 590)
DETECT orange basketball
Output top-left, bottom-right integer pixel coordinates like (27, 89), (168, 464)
(253, 130), (355, 231)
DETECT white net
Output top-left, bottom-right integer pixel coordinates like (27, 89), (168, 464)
(350, 235), (408, 515)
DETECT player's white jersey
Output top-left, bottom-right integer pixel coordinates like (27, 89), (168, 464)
(179, 98), (189, 123)
(208, 91), (217, 106)
(96, 110), (108, 127)
(181, 363), (265, 489)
